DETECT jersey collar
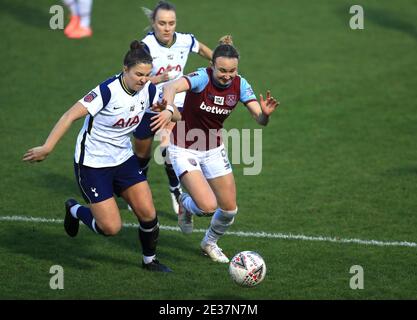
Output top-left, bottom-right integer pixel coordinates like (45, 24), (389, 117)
(153, 32), (177, 48)
(119, 74), (136, 96)
(210, 68), (233, 90)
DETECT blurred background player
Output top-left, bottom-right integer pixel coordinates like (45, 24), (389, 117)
(62, 0), (93, 39)
(23, 41), (180, 272)
(162, 37), (279, 263)
(130, 1), (213, 215)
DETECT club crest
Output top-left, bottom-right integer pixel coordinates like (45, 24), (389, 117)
(225, 94), (237, 106)
(188, 158), (197, 166)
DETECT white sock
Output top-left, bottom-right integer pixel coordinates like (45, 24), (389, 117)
(203, 208), (237, 244)
(62, 0), (78, 16)
(143, 255), (156, 264)
(182, 194), (205, 216)
(70, 204), (81, 218)
(78, 0), (93, 28)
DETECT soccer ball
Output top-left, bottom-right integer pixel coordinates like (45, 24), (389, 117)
(229, 251), (267, 287)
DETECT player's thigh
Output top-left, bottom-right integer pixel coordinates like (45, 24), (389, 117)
(120, 181), (156, 222)
(134, 137), (153, 158)
(181, 171), (217, 213)
(207, 173), (237, 211)
(168, 145), (217, 211)
(89, 197), (122, 235)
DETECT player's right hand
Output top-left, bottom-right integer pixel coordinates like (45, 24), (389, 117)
(158, 65), (174, 83)
(22, 146), (50, 163)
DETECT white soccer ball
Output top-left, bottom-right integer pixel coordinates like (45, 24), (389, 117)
(229, 251), (267, 287)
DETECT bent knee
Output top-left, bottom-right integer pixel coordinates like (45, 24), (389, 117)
(199, 203), (218, 216)
(99, 222), (122, 236)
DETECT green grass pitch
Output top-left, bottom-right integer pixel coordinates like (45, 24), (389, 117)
(0, 0), (416, 299)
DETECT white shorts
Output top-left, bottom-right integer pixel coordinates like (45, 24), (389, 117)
(168, 144), (232, 180)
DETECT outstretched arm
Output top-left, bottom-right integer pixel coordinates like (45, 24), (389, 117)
(245, 91), (279, 126)
(22, 102), (88, 162)
(162, 77), (191, 106)
(197, 41), (213, 61)
(150, 98), (182, 132)
(149, 77), (191, 132)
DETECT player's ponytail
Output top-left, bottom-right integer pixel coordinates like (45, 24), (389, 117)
(218, 34), (233, 46)
(212, 36), (240, 64)
(124, 40), (153, 69)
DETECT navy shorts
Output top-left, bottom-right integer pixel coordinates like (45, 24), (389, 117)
(133, 108), (184, 140)
(74, 155), (147, 204)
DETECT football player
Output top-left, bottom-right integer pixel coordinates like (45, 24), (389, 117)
(131, 1), (213, 215)
(163, 37), (279, 263)
(23, 41), (180, 272)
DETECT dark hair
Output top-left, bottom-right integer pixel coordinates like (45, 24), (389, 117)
(152, 1), (176, 21)
(212, 44), (240, 64)
(123, 40), (152, 69)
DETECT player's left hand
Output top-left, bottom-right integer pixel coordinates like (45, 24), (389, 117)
(150, 110), (173, 132)
(260, 90), (279, 116)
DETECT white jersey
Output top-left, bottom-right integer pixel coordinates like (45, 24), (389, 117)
(141, 32), (200, 112)
(75, 74), (158, 168)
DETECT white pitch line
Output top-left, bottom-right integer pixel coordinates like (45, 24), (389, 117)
(1, 215), (416, 248)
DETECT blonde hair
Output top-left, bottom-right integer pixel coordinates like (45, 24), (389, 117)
(218, 34), (233, 45)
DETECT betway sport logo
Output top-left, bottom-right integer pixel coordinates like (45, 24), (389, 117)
(199, 102), (232, 115)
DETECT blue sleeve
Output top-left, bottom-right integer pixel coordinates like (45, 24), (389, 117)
(184, 68), (209, 93)
(99, 76), (115, 107)
(147, 83), (156, 108)
(99, 83), (111, 107)
(240, 77), (257, 104)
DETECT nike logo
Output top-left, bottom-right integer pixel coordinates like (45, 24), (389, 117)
(138, 170), (143, 175)
(114, 106), (123, 110)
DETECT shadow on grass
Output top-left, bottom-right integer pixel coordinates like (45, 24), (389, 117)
(30, 171), (79, 196)
(383, 165), (417, 176)
(365, 7), (417, 41)
(336, 4), (417, 41)
(0, 224), (138, 270)
(0, 0), (53, 29)
(112, 226), (200, 263)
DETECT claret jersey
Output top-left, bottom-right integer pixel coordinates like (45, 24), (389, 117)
(172, 67), (257, 150)
(74, 74), (158, 168)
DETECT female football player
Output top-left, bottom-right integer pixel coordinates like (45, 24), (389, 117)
(132, 1), (213, 215)
(162, 37), (279, 263)
(23, 40), (180, 272)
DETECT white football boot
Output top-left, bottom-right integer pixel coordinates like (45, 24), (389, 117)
(200, 240), (229, 263)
